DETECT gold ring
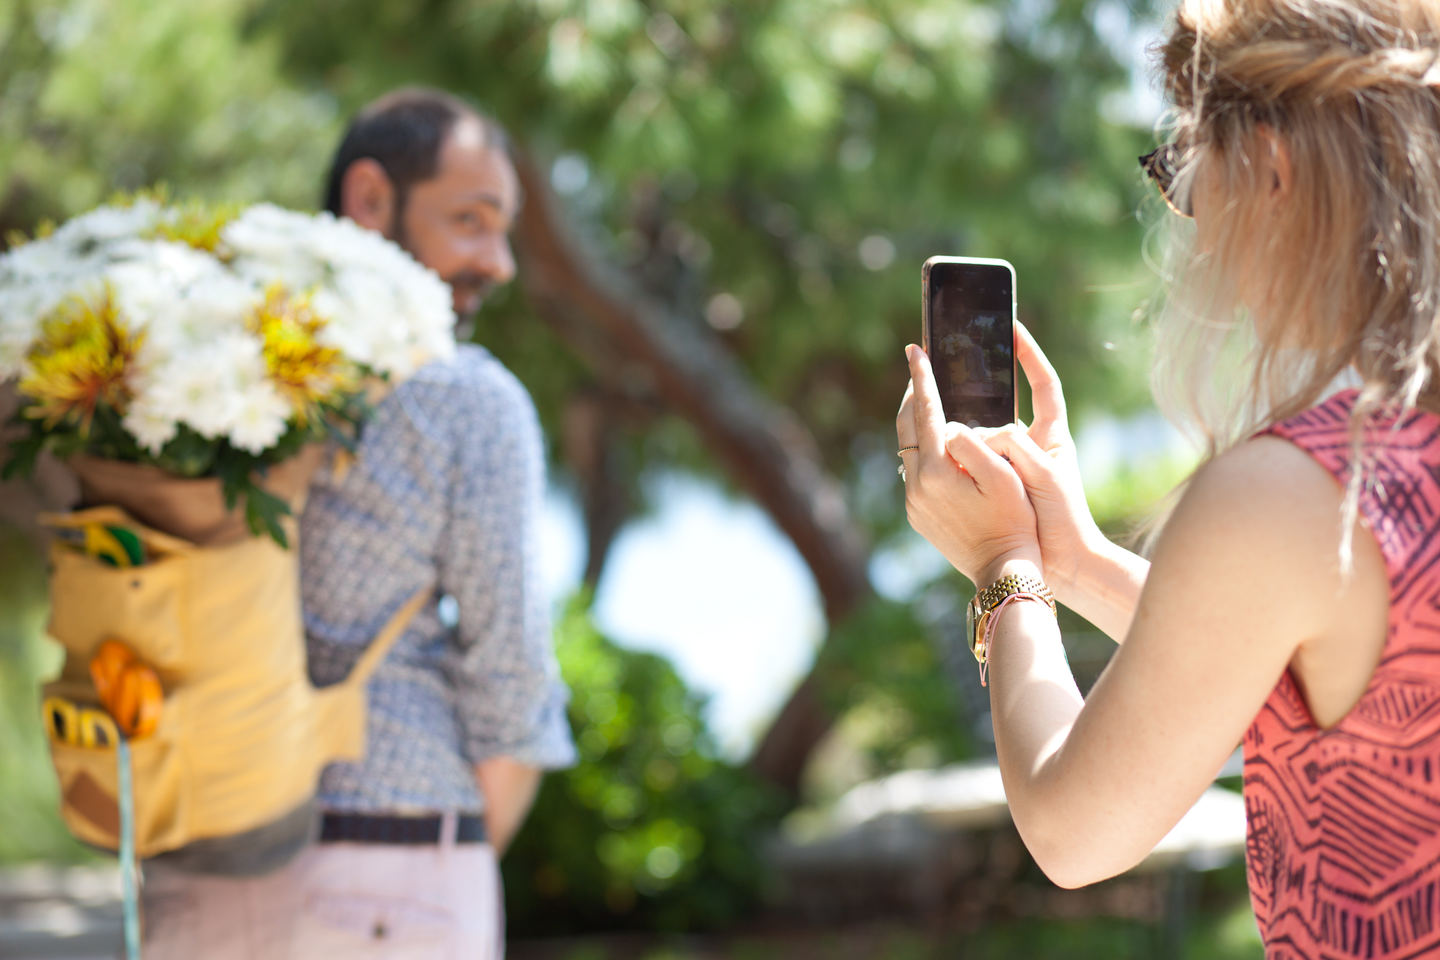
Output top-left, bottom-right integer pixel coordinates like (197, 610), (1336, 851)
(897, 445), (919, 457)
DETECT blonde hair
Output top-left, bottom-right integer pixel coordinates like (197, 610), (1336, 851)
(1147, 0), (1440, 561)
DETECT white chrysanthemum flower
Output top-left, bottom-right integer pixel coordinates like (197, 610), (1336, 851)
(121, 396), (180, 455)
(136, 331), (268, 440)
(229, 381), (291, 454)
(131, 271), (257, 359)
(221, 204), (319, 265)
(55, 201), (161, 246)
(225, 205), (457, 376)
(0, 201), (159, 288)
(0, 282), (72, 380)
(6, 197), (455, 464)
(107, 243), (233, 331)
(228, 255), (324, 298)
(6, 243), (117, 295)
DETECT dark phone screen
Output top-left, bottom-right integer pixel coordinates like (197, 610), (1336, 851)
(925, 261), (1014, 427)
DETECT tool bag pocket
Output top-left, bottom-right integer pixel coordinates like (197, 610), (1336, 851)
(47, 536), (190, 672)
(42, 681), (189, 858)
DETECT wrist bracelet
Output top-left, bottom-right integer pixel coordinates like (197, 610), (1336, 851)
(978, 592), (1052, 687)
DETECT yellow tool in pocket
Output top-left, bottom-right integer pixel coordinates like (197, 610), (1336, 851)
(43, 696), (122, 750)
(83, 523), (146, 568)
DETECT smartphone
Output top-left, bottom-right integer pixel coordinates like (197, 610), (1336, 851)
(921, 256), (1017, 427)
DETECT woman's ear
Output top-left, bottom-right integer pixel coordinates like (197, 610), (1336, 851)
(339, 158), (398, 235)
(1256, 124), (1292, 205)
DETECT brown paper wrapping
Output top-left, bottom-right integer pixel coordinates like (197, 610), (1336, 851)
(67, 446), (325, 547)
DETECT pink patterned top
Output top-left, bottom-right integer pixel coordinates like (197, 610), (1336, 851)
(1249, 389), (1440, 959)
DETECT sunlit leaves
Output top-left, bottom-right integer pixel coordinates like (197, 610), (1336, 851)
(502, 596), (780, 933)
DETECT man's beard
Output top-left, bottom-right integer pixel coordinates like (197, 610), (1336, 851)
(389, 203), (494, 341)
(445, 271), (498, 340)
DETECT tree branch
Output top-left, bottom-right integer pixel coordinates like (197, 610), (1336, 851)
(512, 149), (873, 798)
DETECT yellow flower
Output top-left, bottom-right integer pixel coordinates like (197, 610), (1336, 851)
(147, 196), (242, 254)
(20, 288), (141, 432)
(248, 286), (354, 422)
(4, 218), (56, 250)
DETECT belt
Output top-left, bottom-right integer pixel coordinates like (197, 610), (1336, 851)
(318, 812), (488, 846)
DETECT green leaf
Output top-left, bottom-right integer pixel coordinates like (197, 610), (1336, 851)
(156, 428), (219, 477)
(1, 433), (45, 481)
(242, 482), (292, 548)
(215, 457), (245, 511)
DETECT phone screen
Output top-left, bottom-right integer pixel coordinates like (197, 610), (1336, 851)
(923, 259), (1015, 428)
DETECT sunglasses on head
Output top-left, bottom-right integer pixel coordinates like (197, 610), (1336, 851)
(1140, 144), (1193, 218)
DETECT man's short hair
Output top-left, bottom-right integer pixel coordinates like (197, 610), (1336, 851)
(322, 87), (509, 217)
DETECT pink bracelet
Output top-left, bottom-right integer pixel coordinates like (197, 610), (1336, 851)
(979, 592), (1052, 687)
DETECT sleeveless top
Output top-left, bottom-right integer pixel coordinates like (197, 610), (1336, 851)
(1249, 389), (1440, 959)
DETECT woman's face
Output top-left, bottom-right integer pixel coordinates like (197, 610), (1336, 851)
(1187, 144), (1229, 255)
(1188, 133), (1294, 343)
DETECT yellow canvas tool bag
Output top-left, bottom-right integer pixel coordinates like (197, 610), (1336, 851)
(39, 505), (427, 874)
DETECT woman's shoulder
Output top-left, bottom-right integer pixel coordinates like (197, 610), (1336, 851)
(1142, 434), (1365, 682)
(1182, 434), (1343, 534)
(1159, 435), (1350, 598)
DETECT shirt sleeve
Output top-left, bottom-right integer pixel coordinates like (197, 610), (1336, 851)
(437, 362), (576, 770)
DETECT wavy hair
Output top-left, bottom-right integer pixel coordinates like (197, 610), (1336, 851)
(1146, 0), (1440, 563)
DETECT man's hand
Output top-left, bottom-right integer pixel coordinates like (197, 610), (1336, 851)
(475, 756), (542, 856)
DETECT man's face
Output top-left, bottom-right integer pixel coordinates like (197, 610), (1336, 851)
(390, 119), (519, 322)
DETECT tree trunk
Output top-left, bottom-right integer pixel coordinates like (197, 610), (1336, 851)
(512, 150), (873, 800)
(561, 390), (632, 591)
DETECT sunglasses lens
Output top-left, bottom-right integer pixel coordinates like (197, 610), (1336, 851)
(1140, 145), (1192, 218)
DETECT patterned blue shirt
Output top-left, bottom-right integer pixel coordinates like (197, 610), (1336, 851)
(300, 344), (575, 814)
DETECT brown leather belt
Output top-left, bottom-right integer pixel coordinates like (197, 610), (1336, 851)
(318, 812), (488, 845)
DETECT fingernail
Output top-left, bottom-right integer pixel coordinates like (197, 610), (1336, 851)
(905, 344), (916, 361)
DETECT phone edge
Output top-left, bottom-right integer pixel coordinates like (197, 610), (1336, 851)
(921, 256), (1019, 425)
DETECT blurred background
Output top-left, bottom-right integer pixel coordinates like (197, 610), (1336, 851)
(0, 0), (1258, 956)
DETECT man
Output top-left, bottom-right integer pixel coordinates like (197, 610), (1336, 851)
(144, 88), (574, 958)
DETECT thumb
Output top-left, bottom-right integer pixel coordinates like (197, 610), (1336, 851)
(980, 424), (1062, 497)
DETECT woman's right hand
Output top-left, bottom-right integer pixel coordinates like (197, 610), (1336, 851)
(977, 323), (1106, 599)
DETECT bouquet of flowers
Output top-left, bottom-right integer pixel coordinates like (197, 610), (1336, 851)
(0, 193), (456, 545)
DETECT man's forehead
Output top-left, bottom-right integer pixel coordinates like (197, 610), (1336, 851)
(430, 119), (519, 211)
(447, 116), (490, 152)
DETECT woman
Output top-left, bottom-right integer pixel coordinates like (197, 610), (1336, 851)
(897, 1), (1440, 956)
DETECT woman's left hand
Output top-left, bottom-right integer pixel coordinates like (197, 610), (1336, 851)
(896, 344), (1043, 586)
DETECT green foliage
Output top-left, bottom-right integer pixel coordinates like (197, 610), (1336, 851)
(0, 526), (92, 864)
(1088, 447), (1199, 546)
(503, 595), (783, 934)
(0, 0), (338, 228)
(815, 596), (974, 777)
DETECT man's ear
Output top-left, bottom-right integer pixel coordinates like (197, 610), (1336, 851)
(1256, 124), (1292, 204)
(339, 158), (398, 234)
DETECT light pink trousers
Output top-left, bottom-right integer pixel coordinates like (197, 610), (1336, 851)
(141, 833), (503, 959)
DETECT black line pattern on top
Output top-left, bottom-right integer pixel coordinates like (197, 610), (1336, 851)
(1246, 391), (1440, 958)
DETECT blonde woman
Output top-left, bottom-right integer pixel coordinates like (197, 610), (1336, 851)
(897, 1), (1440, 956)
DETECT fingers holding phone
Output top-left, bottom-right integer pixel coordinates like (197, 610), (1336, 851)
(900, 342), (1041, 585)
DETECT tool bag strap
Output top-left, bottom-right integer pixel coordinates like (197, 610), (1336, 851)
(345, 585), (433, 689)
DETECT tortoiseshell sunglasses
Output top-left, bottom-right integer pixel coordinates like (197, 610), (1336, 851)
(1140, 144), (1193, 218)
